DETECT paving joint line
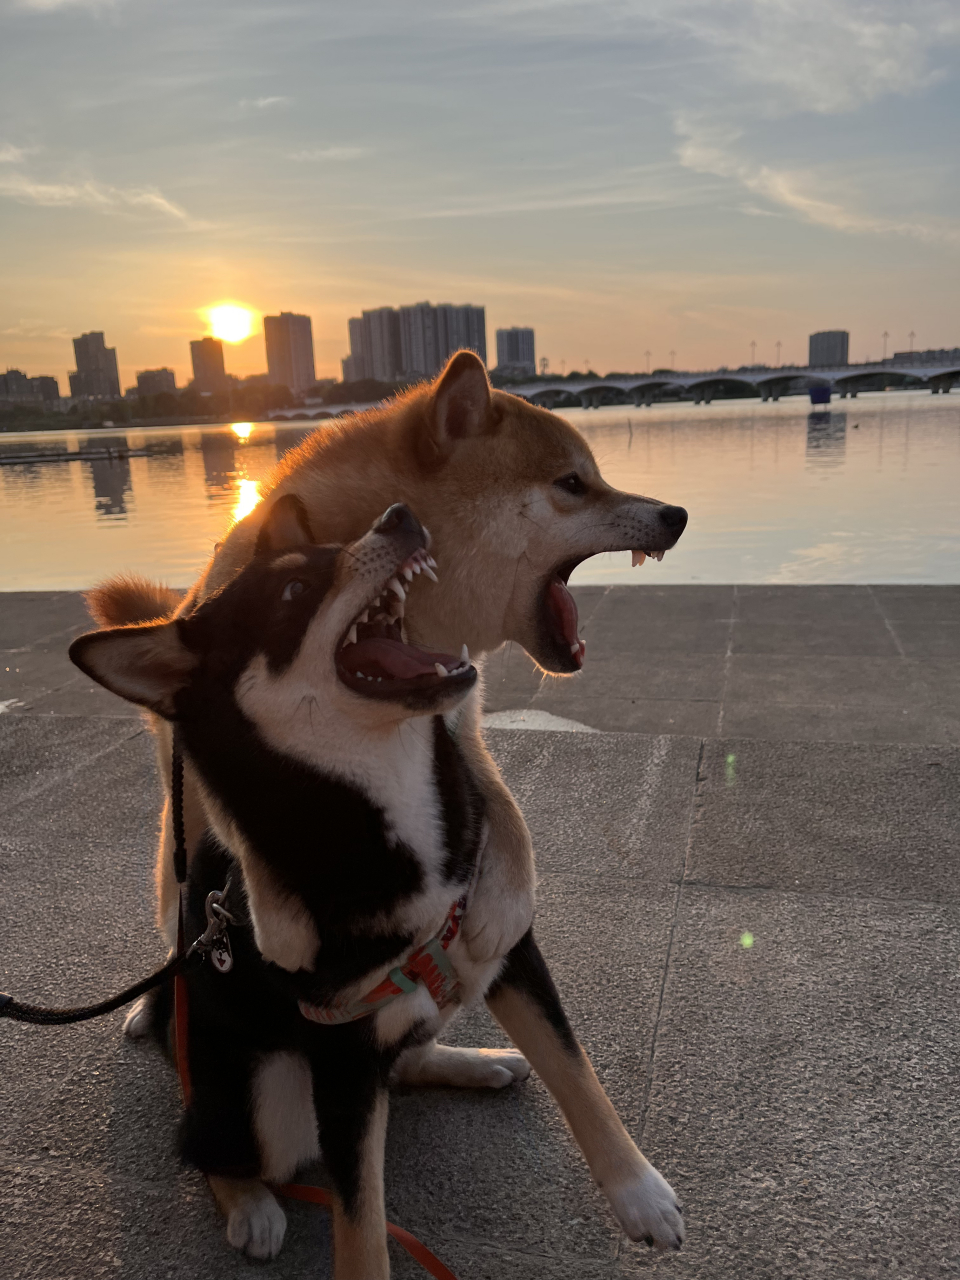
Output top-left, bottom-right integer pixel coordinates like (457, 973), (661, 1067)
(715, 585), (739, 737)
(638, 736), (704, 1143)
(680, 879), (960, 909)
(0, 723), (147, 817)
(866, 584), (907, 659)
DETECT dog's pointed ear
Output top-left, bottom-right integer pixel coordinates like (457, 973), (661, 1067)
(69, 622), (196, 719)
(431, 351), (497, 448)
(254, 493), (314, 556)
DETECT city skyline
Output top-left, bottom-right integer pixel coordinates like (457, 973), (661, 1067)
(4, 314), (959, 405)
(2, 2), (958, 391)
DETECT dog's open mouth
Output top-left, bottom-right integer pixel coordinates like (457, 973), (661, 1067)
(545, 547), (669, 671)
(335, 548), (474, 700)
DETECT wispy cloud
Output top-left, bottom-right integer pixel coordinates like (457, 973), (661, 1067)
(288, 146), (370, 162)
(0, 172), (188, 220)
(676, 113), (960, 246)
(240, 95), (291, 110)
(0, 318), (72, 340)
(0, 144), (28, 163)
(17, 0), (120, 10)
(664, 0), (959, 114)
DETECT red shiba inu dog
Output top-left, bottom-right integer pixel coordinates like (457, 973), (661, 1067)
(87, 351), (687, 1262)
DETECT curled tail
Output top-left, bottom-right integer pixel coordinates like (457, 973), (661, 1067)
(85, 574), (182, 627)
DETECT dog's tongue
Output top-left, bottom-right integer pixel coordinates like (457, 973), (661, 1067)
(548, 578), (580, 649)
(348, 638), (457, 680)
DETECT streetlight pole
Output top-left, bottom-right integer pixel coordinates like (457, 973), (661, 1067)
(750, 339), (757, 365)
(882, 331), (889, 361)
(775, 340), (782, 367)
(644, 350), (651, 374)
(669, 349), (676, 370)
(909, 330), (916, 353)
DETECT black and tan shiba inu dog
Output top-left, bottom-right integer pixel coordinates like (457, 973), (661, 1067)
(72, 494), (685, 1276)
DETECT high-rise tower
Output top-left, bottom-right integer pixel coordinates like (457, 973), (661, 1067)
(68, 331), (120, 399)
(264, 312), (316, 394)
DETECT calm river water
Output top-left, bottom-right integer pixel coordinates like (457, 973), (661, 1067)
(1, 391), (958, 591)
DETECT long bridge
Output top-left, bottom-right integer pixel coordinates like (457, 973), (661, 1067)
(503, 360), (960, 409)
(268, 359), (959, 422)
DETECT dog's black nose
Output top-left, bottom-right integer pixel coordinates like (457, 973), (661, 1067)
(374, 503), (422, 538)
(658, 504), (688, 533)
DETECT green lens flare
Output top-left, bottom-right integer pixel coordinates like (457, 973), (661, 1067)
(740, 931), (754, 949)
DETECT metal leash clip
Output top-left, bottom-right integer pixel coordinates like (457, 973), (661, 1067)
(189, 883), (236, 974)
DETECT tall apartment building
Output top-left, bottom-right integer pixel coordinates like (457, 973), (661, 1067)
(398, 302), (443, 379)
(495, 327), (536, 376)
(136, 368), (177, 396)
(190, 337), (228, 393)
(343, 302), (486, 383)
(343, 317), (368, 381)
(0, 369), (60, 403)
(808, 330), (849, 367)
(69, 331), (120, 399)
(342, 308), (404, 382)
(264, 312), (316, 394)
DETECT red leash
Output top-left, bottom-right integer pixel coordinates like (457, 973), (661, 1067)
(274, 1183), (459, 1280)
(173, 892), (459, 1279)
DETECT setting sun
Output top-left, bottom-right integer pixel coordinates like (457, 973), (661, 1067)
(205, 304), (256, 344)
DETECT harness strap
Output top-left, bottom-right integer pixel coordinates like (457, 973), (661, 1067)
(298, 892), (467, 1026)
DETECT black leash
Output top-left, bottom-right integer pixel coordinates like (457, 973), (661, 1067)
(0, 952), (198, 1025)
(0, 732), (233, 1027)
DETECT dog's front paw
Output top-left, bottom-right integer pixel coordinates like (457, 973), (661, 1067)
(223, 1184), (287, 1259)
(394, 1043), (531, 1088)
(605, 1165), (685, 1253)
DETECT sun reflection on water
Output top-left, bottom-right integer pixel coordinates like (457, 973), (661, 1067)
(232, 422), (254, 441)
(233, 478), (261, 523)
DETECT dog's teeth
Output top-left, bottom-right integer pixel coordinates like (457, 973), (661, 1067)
(632, 550), (646, 567)
(426, 556), (437, 569)
(388, 577), (406, 601)
(359, 610), (369, 624)
(356, 671), (363, 678)
(656, 550), (664, 562)
(403, 566), (414, 582)
(422, 565), (438, 583)
(376, 676), (382, 682)
(435, 663), (448, 678)
(345, 625), (357, 646)
(570, 643), (580, 655)
(460, 644), (469, 665)
(412, 562), (421, 574)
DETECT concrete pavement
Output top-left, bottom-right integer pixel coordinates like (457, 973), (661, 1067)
(1, 587), (958, 1278)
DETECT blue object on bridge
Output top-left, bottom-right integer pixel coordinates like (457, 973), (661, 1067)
(809, 385), (831, 406)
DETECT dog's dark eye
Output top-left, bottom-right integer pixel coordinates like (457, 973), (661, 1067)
(554, 473), (587, 496)
(281, 579), (307, 602)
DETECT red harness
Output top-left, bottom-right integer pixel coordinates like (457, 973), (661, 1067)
(298, 893), (467, 1026)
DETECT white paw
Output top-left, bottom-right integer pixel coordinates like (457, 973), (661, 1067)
(122, 995), (151, 1039)
(225, 1186), (287, 1260)
(605, 1165), (685, 1253)
(463, 1047), (531, 1088)
(393, 1044), (531, 1089)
